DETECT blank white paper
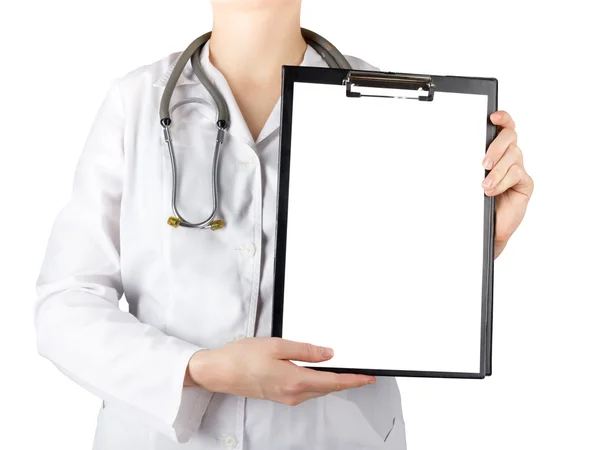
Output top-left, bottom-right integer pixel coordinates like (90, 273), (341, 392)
(280, 82), (489, 374)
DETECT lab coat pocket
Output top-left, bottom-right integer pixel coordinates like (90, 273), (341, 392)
(323, 393), (388, 449)
(92, 401), (152, 450)
(383, 416), (398, 443)
(384, 415), (407, 449)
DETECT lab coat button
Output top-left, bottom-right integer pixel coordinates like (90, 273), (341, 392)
(221, 434), (237, 449)
(237, 243), (256, 257)
(240, 159), (256, 170)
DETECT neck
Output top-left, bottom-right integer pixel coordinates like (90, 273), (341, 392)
(209, 2), (306, 80)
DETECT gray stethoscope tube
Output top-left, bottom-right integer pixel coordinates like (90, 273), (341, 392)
(160, 28), (351, 230)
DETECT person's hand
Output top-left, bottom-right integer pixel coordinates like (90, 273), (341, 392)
(185, 337), (375, 406)
(482, 111), (534, 258)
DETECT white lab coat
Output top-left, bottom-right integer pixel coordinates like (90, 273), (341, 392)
(34, 41), (407, 450)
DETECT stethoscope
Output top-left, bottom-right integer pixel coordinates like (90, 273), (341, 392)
(159, 28), (351, 230)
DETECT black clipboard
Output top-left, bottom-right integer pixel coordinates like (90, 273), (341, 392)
(272, 66), (497, 379)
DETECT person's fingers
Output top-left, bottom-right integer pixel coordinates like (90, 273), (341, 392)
(283, 368), (376, 395)
(308, 371), (376, 393)
(270, 338), (334, 362)
(490, 110), (516, 130)
(484, 164), (531, 197)
(482, 144), (523, 192)
(481, 127), (518, 170)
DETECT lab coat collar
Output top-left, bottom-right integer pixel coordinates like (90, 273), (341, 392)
(152, 40), (327, 146)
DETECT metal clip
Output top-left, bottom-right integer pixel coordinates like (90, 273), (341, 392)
(344, 71), (435, 101)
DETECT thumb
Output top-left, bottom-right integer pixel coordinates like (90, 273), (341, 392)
(271, 339), (334, 363)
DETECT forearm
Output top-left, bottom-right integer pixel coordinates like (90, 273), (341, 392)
(36, 289), (201, 406)
(35, 288), (213, 443)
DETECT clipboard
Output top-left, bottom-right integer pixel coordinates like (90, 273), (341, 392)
(272, 66), (498, 379)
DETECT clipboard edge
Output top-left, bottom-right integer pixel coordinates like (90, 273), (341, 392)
(271, 65), (498, 380)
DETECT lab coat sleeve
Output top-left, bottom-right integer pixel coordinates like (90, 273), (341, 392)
(33, 78), (213, 444)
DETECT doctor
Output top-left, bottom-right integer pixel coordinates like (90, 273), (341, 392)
(34, 0), (534, 449)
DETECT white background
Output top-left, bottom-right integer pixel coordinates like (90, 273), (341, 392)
(1, 0), (598, 449)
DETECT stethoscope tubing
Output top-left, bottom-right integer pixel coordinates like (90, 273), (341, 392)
(160, 28), (351, 230)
